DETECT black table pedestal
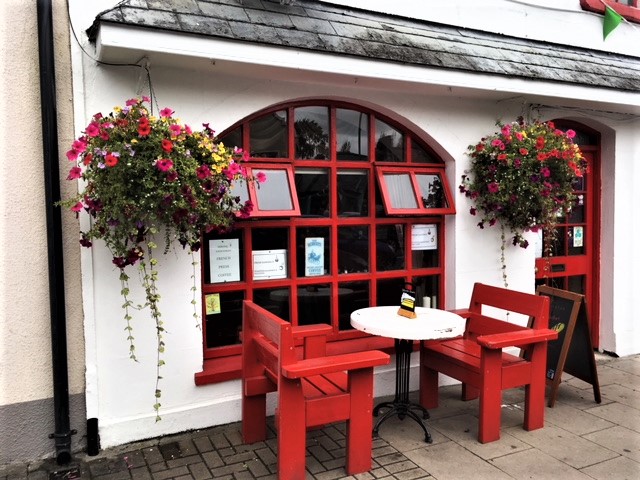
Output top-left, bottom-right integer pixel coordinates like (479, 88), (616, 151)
(373, 338), (432, 442)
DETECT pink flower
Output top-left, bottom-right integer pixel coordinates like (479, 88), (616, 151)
(67, 166), (82, 180)
(142, 95), (151, 103)
(515, 132), (524, 141)
(159, 107), (174, 118)
(566, 129), (576, 139)
(487, 182), (500, 193)
(125, 98), (138, 106)
(196, 165), (211, 179)
(169, 124), (182, 137)
(66, 149), (79, 161)
(72, 139), (87, 153)
(491, 139), (503, 148)
(71, 202), (83, 212)
(156, 158), (173, 172)
(184, 124), (193, 135)
(541, 167), (551, 177)
(85, 122), (100, 137)
(224, 162), (241, 180)
(255, 171), (267, 183)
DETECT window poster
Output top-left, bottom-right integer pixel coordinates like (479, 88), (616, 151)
(209, 239), (240, 283)
(205, 293), (221, 315)
(573, 226), (584, 248)
(252, 249), (287, 280)
(305, 237), (325, 277)
(411, 224), (437, 250)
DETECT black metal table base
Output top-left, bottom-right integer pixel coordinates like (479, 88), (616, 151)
(373, 338), (432, 443)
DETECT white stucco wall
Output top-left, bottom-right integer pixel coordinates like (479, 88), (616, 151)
(66, 0), (640, 448)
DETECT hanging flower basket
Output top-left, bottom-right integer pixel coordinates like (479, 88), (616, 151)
(60, 97), (260, 418)
(460, 119), (588, 282)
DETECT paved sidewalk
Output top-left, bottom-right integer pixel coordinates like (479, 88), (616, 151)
(2, 353), (639, 479)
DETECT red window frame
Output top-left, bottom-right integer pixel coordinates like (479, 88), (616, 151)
(196, 100), (452, 385)
(375, 166), (456, 216)
(240, 164), (301, 217)
(581, 0), (640, 23)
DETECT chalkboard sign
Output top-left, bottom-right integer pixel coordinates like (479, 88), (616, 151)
(535, 286), (601, 407)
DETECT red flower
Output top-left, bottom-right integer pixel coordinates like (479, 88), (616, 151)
(497, 153), (508, 161)
(196, 165), (211, 179)
(519, 148), (528, 156)
(83, 153), (93, 166)
(105, 153), (118, 167)
(535, 136), (545, 149)
(161, 139), (173, 153)
(67, 166), (82, 180)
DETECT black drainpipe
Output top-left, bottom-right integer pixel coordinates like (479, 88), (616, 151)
(36, 0), (76, 465)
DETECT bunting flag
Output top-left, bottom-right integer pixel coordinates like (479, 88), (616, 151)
(603, 5), (623, 40)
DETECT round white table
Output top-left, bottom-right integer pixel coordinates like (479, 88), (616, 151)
(351, 306), (465, 442)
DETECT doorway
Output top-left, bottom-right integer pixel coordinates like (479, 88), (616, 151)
(535, 122), (601, 347)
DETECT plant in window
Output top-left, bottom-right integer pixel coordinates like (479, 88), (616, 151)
(460, 119), (588, 285)
(60, 97), (261, 419)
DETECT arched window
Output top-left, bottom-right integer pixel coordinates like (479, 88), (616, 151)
(196, 101), (455, 384)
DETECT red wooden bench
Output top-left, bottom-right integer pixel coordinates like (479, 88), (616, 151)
(241, 301), (390, 479)
(419, 283), (557, 443)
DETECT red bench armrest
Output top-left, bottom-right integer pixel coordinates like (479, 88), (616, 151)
(282, 350), (390, 379)
(477, 328), (558, 349)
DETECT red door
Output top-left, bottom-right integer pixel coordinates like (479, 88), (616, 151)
(535, 126), (600, 347)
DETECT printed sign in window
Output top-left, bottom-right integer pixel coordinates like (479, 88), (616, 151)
(252, 249), (287, 280)
(209, 239), (240, 283)
(305, 237), (325, 277)
(411, 224), (437, 251)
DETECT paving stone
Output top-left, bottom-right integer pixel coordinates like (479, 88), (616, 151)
(579, 455), (640, 480)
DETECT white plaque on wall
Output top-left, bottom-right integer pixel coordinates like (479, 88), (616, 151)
(305, 237), (324, 277)
(209, 239), (240, 283)
(252, 249), (287, 280)
(411, 224), (437, 250)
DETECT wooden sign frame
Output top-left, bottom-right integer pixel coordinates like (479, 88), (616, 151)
(534, 286), (601, 407)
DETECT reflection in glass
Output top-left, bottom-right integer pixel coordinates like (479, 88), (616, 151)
(337, 109), (368, 161)
(412, 244), (439, 268)
(255, 169), (293, 210)
(218, 127), (242, 151)
(417, 174), (446, 208)
(205, 290), (244, 348)
(250, 110), (288, 158)
(383, 173), (418, 209)
(412, 276), (439, 308)
(295, 169), (329, 216)
(254, 288), (290, 321)
(338, 226), (369, 273)
(295, 106), (329, 159)
(412, 142), (441, 164)
(569, 201), (585, 223)
(375, 119), (404, 162)
(568, 275), (586, 295)
(297, 285), (331, 326)
(338, 170), (368, 216)
(296, 226), (330, 277)
(338, 281), (369, 330)
(229, 178), (250, 205)
(376, 224), (405, 271)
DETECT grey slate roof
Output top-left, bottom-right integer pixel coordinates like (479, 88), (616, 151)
(89, 0), (640, 92)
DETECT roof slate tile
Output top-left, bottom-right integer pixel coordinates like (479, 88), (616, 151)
(90, 0), (640, 92)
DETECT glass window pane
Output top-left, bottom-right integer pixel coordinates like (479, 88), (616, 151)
(383, 173), (418, 209)
(250, 110), (288, 158)
(412, 142), (441, 164)
(338, 226), (369, 274)
(252, 227), (288, 251)
(417, 173), (447, 208)
(412, 276), (439, 308)
(297, 285), (331, 326)
(338, 170), (368, 217)
(376, 224), (405, 271)
(376, 278), (405, 306)
(337, 109), (368, 161)
(375, 119), (404, 162)
(218, 127), (242, 151)
(205, 290), (244, 348)
(295, 106), (329, 160)
(255, 169), (293, 210)
(338, 281), (369, 330)
(295, 168), (329, 217)
(568, 275), (586, 295)
(254, 288), (290, 321)
(296, 227), (330, 277)
(229, 178), (250, 205)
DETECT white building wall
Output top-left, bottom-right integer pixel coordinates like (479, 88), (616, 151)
(66, 0), (640, 447)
